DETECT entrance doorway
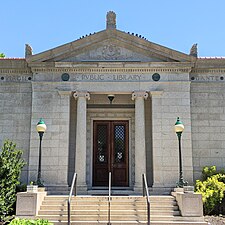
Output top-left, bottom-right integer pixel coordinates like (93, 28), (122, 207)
(93, 120), (129, 187)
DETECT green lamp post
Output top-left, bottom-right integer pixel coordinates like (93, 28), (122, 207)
(36, 118), (47, 186)
(174, 117), (186, 188)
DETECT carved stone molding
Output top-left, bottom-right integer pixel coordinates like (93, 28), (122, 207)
(31, 67), (191, 74)
(131, 91), (148, 100)
(191, 68), (225, 74)
(57, 90), (72, 96)
(106, 11), (116, 29)
(102, 44), (121, 60)
(0, 69), (31, 74)
(73, 91), (90, 100)
(189, 44), (198, 57)
(25, 44), (33, 57)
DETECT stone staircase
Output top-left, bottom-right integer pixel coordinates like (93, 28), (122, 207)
(37, 195), (207, 225)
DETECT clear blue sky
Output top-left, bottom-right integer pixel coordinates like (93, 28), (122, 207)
(1, 0), (225, 58)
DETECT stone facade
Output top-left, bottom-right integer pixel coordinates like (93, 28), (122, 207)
(0, 12), (225, 194)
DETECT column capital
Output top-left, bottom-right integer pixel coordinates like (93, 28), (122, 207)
(150, 91), (164, 97)
(132, 91), (148, 100)
(73, 91), (90, 100)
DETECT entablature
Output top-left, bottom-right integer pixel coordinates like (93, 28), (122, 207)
(28, 61), (194, 74)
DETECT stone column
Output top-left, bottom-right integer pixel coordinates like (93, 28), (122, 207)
(132, 91), (148, 191)
(73, 91), (90, 193)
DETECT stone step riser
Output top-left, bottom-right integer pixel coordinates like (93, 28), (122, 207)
(37, 215), (182, 221)
(44, 199), (176, 204)
(39, 210), (180, 216)
(40, 205), (177, 211)
(40, 205), (179, 210)
(44, 196), (175, 200)
(41, 201), (177, 206)
(50, 222), (207, 225)
(43, 203), (176, 209)
(44, 198), (176, 202)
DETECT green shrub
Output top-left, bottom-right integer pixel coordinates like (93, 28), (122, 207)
(0, 140), (26, 223)
(202, 166), (217, 181)
(195, 173), (225, 215)
(9, 218), (53, 225)
(16, 184), (27, 193)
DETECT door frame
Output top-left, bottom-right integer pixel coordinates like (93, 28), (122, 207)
(90, 118), (132, 188)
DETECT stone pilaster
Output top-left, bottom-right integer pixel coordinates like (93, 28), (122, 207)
(132, 91), (148, 191)
(73, 91), (90, 193)
(150, 91), (164, 189)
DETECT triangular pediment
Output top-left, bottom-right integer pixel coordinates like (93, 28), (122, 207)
(60, 40), (163, 62)
(26, 29), (195, 63)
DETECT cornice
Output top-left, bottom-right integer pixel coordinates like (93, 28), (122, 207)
(190, 68), (225, 74)
(2, 65), (225, 75)
(26, 29), (195, 63)
(31, 67), (192, 74)
(0, 68), (32, 74)
(29, 62), (193, 74)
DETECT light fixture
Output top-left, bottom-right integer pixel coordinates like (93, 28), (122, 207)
(36, 118), (47, 187)
(174, 117), (187, 188)
(108, 94), (115, 104)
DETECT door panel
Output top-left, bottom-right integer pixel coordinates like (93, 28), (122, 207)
(112, 122), (128, 186)
(93, 121), (129, 187)
(93, 122), (109, 186)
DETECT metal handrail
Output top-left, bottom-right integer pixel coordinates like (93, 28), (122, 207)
(142, 173), (150, 225)
(68, 173), (77, 225)
(108, 172), (112, 225)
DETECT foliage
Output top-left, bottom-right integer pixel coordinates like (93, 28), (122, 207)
(202, 166), (225, 181)
(195, 166), (225, 215)
(202, 166), (220, 181)
(0, 53), (5, 58)
(16, 184), (27, 193)
(9, 218), (53, 225)
(0, 140), (26, 223)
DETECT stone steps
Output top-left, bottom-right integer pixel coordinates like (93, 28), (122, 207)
(47, 222), (207, 225)
(40, 205), (179, 210)
(37, 195), (207, 224)
(39, 209), (180, 216)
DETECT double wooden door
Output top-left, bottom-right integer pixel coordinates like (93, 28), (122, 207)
(93, 121), (129, 187)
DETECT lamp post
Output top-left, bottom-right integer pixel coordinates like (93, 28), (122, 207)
(36, 118), (47, 187)
(174, 117), (186, 188)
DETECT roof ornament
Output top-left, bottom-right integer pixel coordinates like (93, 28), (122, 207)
(106, 11), (116, 29)
(189, 43), (198, 57)
(25, 44), (33, 57)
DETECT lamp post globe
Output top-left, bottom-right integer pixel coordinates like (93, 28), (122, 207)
(174, 117), (186, 188)
(174, 117), (184, 133)
(36, 118), (47, 186)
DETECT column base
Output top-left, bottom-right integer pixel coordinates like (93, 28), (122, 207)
(134, 183), (143, 195)
(77, 184), (88, 195)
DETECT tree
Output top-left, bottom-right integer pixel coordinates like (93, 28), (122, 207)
(0, 140), (26, 223)
(0, 53), (5, 58)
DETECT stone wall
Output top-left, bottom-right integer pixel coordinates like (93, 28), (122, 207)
(28, 77), (72, 186)
(0, 81), (32, 183)
(191, 81), (225, 180)
(149, 80), (193, 188)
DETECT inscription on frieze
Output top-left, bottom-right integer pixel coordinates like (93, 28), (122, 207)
(190, 75), (224, 82)
(78, 74), (141, 81)
(0, 75), (32, 82)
